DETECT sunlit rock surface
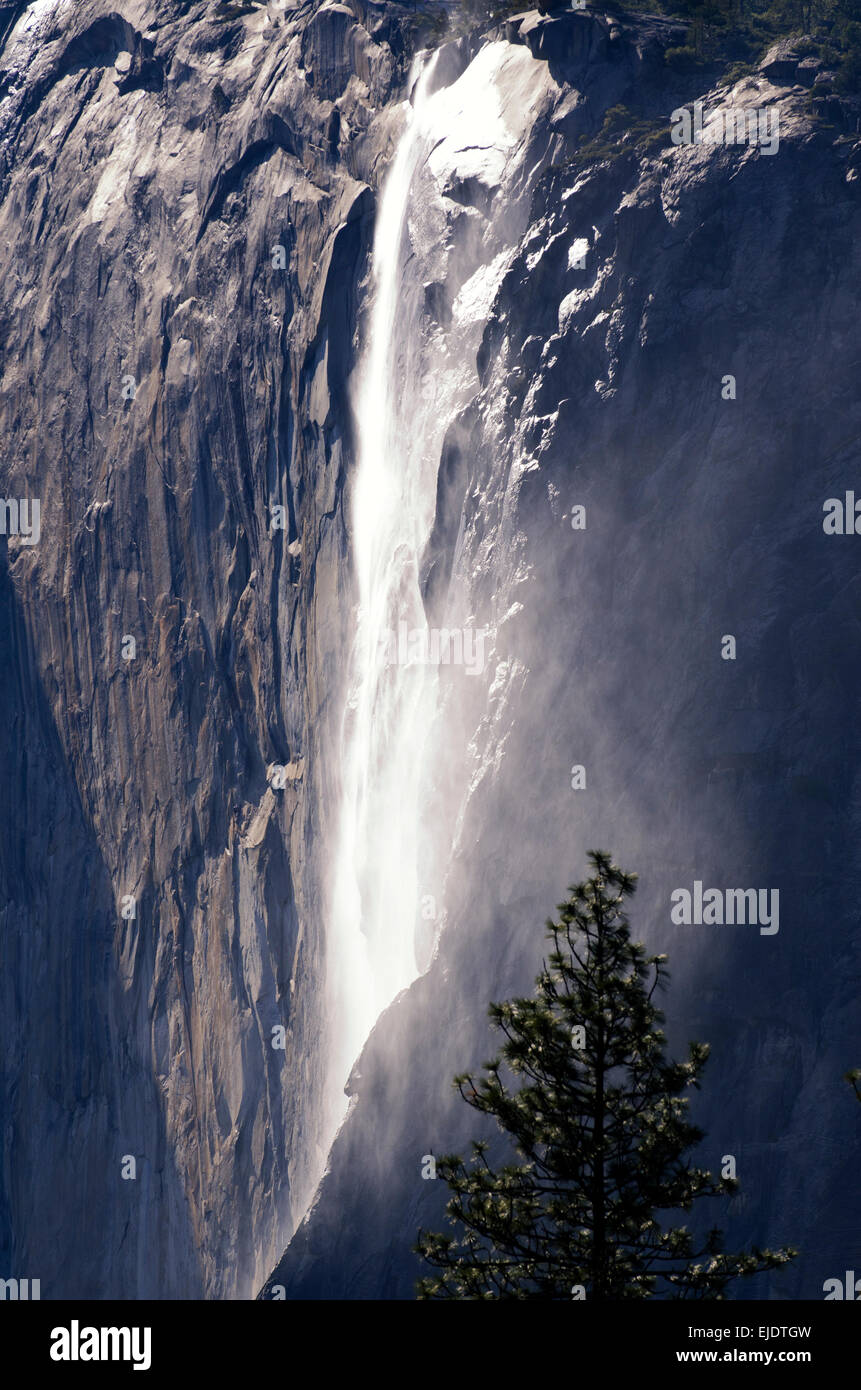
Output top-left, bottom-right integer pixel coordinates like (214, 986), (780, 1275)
(0, 0), (397, 1299)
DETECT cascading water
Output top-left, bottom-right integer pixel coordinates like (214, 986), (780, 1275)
(326, 55), (443, 1134)
(323, 37), (556, 1145)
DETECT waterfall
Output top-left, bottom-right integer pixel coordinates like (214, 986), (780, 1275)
(326, 54), (443, 1134)
(322, 37), (549, 1147)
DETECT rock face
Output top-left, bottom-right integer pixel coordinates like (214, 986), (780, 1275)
(260, 10), (861, 1300)
(0, 0), (859, 1302)
(0, 0), (401, 1299)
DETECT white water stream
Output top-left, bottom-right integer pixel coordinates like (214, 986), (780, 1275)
(322, 38), (554, 1146)
(326, 56), (443, 1131)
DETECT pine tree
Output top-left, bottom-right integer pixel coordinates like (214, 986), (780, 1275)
(416, 851), (797, 1299)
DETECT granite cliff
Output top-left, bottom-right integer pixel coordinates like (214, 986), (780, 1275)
(0, 0), (858, 1300)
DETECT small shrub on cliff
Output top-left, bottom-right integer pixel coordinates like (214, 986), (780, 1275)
(664, 42), (706, 70)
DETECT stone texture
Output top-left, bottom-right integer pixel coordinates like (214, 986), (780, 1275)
(263, 15), (861, 1302)
(0, 0), (401, 1299)
(0, 0), (858, 1304)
